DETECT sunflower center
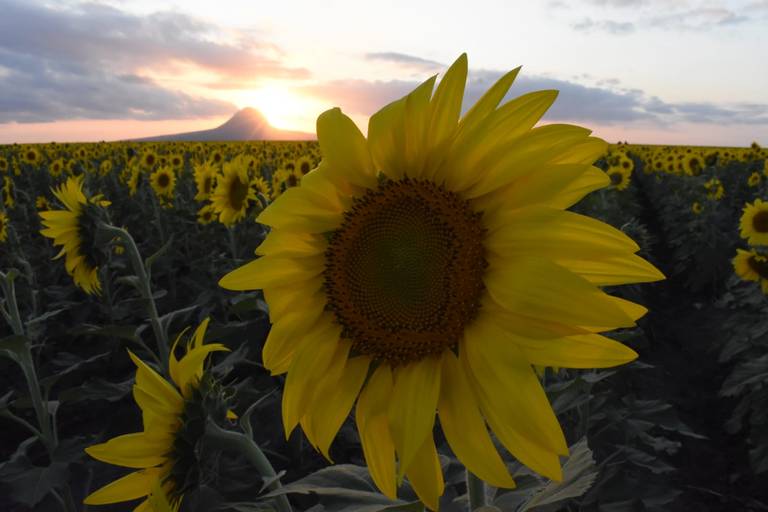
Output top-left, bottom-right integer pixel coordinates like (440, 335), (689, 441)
(228, 177), (249, 211)
(323, 178), (487, 365)
(748, 256), (768, 280)
(753, 211), (768, 233)
(157, 173), (170, 188)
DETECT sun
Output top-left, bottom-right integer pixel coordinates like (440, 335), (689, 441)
(240, 85), (325, 132)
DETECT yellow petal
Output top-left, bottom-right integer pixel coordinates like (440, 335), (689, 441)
(282, 323), (345, 437)
(484, 206), (639, 254)
(128, 351), (183, 411)
(261, 298), (328, 374)
(516, 332), (638, 369)
(256, 186), (343, 231)
(219, 255), (324, 291)
(388, 356), (441, 480)
(403, 75), (438, 179)
(83, 467), (162, 505)
(256, 229), (326, 258)
(404, 435), (444, 512)
(557, 254), (665, 286)
(485, 257), (637, 329)
(460, 350), (563, 481)
(368, 95), (409, 180)
(438, 350), (515, 488)
(355, 365), (397, 500)
(174, 343), (229, 397)
(85, 432), (169, 469)
(317, 107), (377, 189)
(303, 355), (371, 461)
(463, 318), (567, 456)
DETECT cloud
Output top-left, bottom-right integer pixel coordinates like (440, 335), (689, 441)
(648, 7), (750, 29)
(301, 66), (768, 129)
(0, 1), (309, 122)
(572, 18), (636, 33)
(365, 52), (444, 71)
(587, 0), (648, 6)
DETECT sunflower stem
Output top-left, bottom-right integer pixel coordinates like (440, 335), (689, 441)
(205, 420), (293, 512)
(227, 226), (238, 261)
(466, 470), (486, 511)
(98, 224), (169, 372)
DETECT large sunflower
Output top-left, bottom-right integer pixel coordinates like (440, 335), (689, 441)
(210, 155), (256, 226)
(220, 54), (663, 510)
(84, 318), (229, 511)
(39, 176), (108, 295)
(739, 198), (768, 245)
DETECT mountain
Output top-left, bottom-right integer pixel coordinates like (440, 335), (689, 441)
(134, 108), (315, 142)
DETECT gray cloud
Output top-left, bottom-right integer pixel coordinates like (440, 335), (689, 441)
(648, 7), (749, 29)
(301, 66), (768, 128)
(0, 1), (309, 122)
(365, 52), (444, 71)
(588, 0), (648, 6)
(572, 18), (636, 33)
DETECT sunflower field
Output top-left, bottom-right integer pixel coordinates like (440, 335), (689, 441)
(2, 59), (768, 512)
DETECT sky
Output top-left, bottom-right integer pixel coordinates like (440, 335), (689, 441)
(0, 0), (766, 145)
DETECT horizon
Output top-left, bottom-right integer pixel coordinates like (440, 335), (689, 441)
(0, 0), (766, 146)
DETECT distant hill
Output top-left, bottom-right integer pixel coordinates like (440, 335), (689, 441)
(134, 108), (315, 142)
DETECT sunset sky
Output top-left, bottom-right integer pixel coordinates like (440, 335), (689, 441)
(0, 0), (766, 145)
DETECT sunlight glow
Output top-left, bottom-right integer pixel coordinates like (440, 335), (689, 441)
(236, 85), (328, 133)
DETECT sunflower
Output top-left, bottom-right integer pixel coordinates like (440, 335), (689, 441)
(739, 198), (768, 245)
(251, 176), (273, 201)
(84, 318), (229, 510)
(682, 153), (703, 176)
(733, 248), (768, 294)
(704, 177), (724, 200)
(606, 165), (631, 191)
(692, 201), (703, 215)
(99, 159), (113, 176)
(763, 159), (768, 178)
(35, 196), (51, 210)
(210, 155), (256, 226)
(22, 147), (41, 165)
(0, 211), (8, 243)
(150, 166), (176, 200)
(2, 176), (15, 209)
(141, 150), (159, 171)
(295, 155), (314, 176)
(193, 162), (218, 201)
(0, 156), (8, 174)
(39, 176), (108, 294)
(50, 158), (65, 177)
(219, 54), (663, 510)
(197, 204), (217, 225)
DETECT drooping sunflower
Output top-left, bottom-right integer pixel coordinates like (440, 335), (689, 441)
(39, 176), (109, 294)
(193, 162), (218, 201)
(748, 171), (761, 188)
(704, 177), (724, 200)
(150, 166), (177, 201)
(210, 155), (256, 226)
(220, 55), (663, 510)
(739, 198), (768, 245)
(733, 248), (768, 294)
(606, 165), (631, 191)
(0, 211), (8, 243)
(84, 318), (229, 511)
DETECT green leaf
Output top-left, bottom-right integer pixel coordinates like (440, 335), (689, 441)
(518, 438), (599, 511)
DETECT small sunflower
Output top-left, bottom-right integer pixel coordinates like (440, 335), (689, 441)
(733, 248), (768, 294)
(295, 155), (314, 176)
(50, 158), (65, 177)
(193, 162), (218, 201)
(84, 318), (229, 510)
(22, 147), (41, 165)
(141, 150), (159, 171)
(99, 159), (113, 176)
(0, 211), (8, 243)
(704, 177), (724, 200)
(739, 198), (768, 245)
(251, 176), (273, 202)
(748, 172), (761, 187)
(682, 153), (703, 176)
(219, 54), (663, 510)
(150, 167), (177, 200)
(0, 156), (8, 174)
(606, 165), (631, 191)
(39, 176), (108, 294)
(692, 201), (703, 215)
(35, 196), (51, 210)
(210, 156), (256, 226)
(197, 204), (217, 225)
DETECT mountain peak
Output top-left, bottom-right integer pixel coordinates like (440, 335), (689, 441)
(134, 106), (315, 142)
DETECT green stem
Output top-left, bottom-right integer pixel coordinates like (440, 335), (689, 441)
(98, 224), (169, 371)
(206, 421), (293, 512)
(466, 470), (486, 511)
(227, 227), (238, 261)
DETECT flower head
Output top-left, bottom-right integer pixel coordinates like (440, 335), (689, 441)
(219, 54), (663, 510)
